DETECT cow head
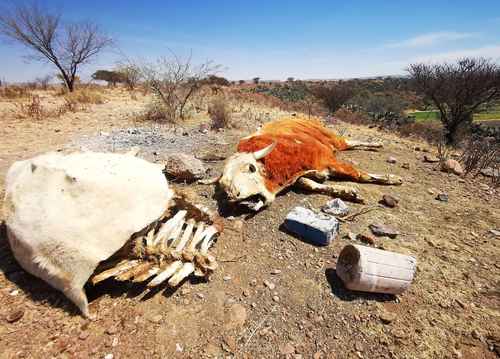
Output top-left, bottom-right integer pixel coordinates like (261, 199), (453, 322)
(219, 142), (276, 211)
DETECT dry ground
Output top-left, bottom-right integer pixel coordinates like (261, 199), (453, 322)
(0, 88), (499, 359)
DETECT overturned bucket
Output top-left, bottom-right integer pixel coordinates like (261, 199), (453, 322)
(336, 244), (417, 295)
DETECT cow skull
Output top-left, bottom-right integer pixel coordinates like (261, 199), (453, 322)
(219, 142), (276, 211)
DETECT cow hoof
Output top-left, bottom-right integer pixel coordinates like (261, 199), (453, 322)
(388, 175), (403, 185)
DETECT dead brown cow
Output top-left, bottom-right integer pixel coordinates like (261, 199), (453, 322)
(216, 115), (402, 210)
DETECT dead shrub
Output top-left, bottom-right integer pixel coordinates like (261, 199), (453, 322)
(64, 88), (104, 105)
(140, 100), (174, 123)
(334, 108), (369, 125)
(459, 137), (499, 186)
(0, 85), (31, 99)
(16, 95), (44, 119)
(208, 98), (232, 129)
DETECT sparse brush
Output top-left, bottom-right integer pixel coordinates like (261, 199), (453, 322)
(140, 100), (176, 123)
(16, 95), (44, 119)
(64, 88), (104, 105)
(0, 85), (32, 99)
(208, 98), (232, 129)
(459, 136), (499, 186)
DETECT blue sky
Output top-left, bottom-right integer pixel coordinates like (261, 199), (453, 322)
(1, 0), (500, 82)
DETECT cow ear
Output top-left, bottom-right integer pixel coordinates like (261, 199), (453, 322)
(253, 141), (276, 160)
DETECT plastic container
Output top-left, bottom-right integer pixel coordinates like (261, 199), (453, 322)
(336, 244), (416, 294)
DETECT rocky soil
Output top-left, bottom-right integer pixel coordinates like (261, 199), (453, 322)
(0, 88), (499, 359)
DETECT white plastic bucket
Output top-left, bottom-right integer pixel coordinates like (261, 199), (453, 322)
(336, 244), (417, 294)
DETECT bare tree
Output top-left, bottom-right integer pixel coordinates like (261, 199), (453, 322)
(0, 2), (112, 92)
(35, 74), (51, 89)
(117, 64), (141, 90)
(311, 82), (354, 114)
(408, 58), (500, 144)
(140, 53), (220, 122)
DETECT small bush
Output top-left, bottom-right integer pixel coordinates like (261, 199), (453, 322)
(459, 137), (499, 185)
(209, 98), (232, 129)
(141, 100), (175, 123)
(311, 83), (354, 113)
(64, 89), (104, 105)
(16, 95), (44, 119)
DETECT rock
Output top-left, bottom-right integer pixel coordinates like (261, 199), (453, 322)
(436, 193), (449, 202)
(164, 152), (206, 182)
(357, 233), (375, 245)
(441, 159), (464, 175)
(149, 314), (163, 324)
(224, 304), (247, 329)
(321, 199), (349, 217)
(427, 188), (435, 195)
(344, 232), (357, 241)
(272, 295), (280, 302)
(104, 354), (114, 359)
(369, 224), (399, 238)
(489, 229), (500, 237)
(199, 123), (210, 134)
(380, 194), (398, 208)
(223, 275), (232, 281)
(106, 325), (119, 335)
(379, 311), (396, 324)
(263, 280), (276, 290)
(481, 167), (499, 177)
(284, 207), (340, 246)
(280, 342), (296, 355)
(271, 269), (282, 275)
(6, 309), (24, 323)
(386, 156), (397, 164)
(423, 154), (439, 163)
(3, 152), (172, 317)
(79, 331), (90, 340)
(401, 162), (410, 169)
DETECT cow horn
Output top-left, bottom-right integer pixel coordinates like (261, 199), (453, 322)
(253, 142), (276, 160)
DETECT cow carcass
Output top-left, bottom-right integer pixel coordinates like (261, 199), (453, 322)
(3, 151), (220, 317)
(218, 116), (402, 210)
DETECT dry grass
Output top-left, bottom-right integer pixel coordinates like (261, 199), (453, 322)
(208, 97), (232, 129)
(15, 95), (44, 120)
(63, 88), (105, 105)
(0, 85), (32, 99)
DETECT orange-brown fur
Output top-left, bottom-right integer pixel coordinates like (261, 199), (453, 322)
(237, 116), (367, 193)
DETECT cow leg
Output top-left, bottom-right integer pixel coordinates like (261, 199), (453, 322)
(329, 161), (403, 185)
(344, 139), (383, 149)
(296, 177), (364, 203)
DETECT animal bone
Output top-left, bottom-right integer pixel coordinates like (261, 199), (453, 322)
(3, 151), (220, 318)
(91, 213), (219, 288)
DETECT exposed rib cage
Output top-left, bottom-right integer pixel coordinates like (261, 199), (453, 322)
(91, 208), (219, 288)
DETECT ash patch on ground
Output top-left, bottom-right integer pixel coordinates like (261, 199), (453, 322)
(66, 125), (238, 162)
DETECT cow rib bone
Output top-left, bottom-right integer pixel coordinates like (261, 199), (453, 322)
(91, 210), (219, 288)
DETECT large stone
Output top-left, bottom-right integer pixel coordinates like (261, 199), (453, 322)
(423, 154), (439, 163)
(369, 223), (399, 238)
(3, 151), (173, 316)
(481, 167), (499, 178)
(284, 207), (339, 246)
(165, 152), (206, 182)
(441, 159), (464, 176)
